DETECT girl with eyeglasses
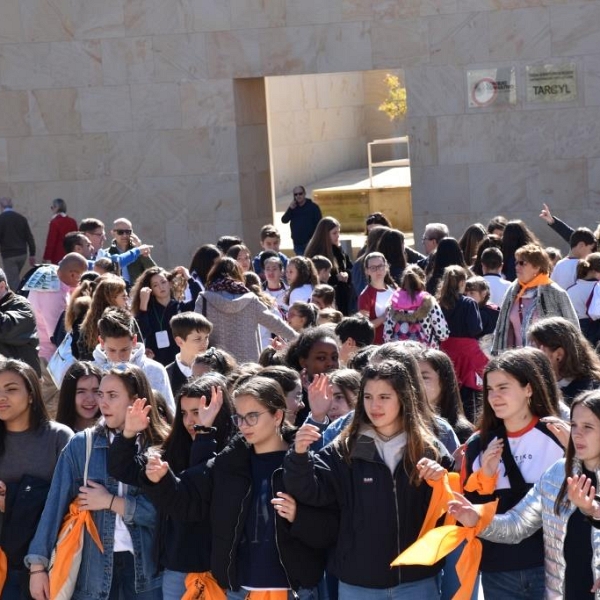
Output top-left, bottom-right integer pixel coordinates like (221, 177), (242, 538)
(127, 376), (333, 600)
(358, 252), (397, 345)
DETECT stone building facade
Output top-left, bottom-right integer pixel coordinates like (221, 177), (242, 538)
(0, 0), (598, 265)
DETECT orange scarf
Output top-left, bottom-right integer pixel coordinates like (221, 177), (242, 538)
(49, 500), (104, 598)
(515, 273), (552, 301)
(182, 572), (225, 600)
(392, 500), (498, 600)
(463, 469), (498, 496)
(0, 548), (6, 596)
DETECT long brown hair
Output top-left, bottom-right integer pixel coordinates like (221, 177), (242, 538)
(101, 365), (170, 447)
(479, 350), (558, 447)
(305, 217), (340, 270)
(437, 265), (468, 310)
(555, 390), (600, 513)
(338, 360), (440, 484)
(79, 275), (128, 352)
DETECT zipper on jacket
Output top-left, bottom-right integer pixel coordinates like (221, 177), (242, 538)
(392, 477), (402, 584)
(227, 484), (252, 590)
(271, 469), (299, 599)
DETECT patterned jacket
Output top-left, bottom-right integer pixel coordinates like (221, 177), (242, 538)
(480, 459), (600, 598)
(492, 281), (579, 355)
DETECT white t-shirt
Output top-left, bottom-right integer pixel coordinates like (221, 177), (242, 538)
(551, 256), (579, 291)
(472, 420), (564, 490)
(289, 284), (314, 305)
(483, 273), (512, 306)
(567, 279), (596, 318)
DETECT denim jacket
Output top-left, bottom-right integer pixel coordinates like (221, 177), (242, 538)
(25, 427), (162, 599)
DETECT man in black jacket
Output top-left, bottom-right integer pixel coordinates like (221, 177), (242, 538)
(0, 268), (40, 375)
(281, 186), (322, 255)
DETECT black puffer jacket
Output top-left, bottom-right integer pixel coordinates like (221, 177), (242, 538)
(141, 434), (336, 592)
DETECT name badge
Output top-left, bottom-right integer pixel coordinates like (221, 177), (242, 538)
(155, 330), (170, 349)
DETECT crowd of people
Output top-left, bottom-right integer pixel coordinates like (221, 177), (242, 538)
(1, 190), (600, 600)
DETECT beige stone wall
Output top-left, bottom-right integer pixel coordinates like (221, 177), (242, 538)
(0, 0), (598, 266)
(267, 69), (405, 199)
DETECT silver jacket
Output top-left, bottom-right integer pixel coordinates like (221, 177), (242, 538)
(481, 459), (600, 598)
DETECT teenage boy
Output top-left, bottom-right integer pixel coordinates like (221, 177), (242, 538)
(481, 247), (512, 306)
(334, 314), (375, 366)
(166, 312), (212, 395)
(252, 225), (289, 279)
(93, 307), (175, 412)
(551, 227), (597, 290)
(311, 255), (333, 284)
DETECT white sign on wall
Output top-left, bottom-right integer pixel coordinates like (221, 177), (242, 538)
(467, 67), (517, 108)
(526, 64), (577, 103)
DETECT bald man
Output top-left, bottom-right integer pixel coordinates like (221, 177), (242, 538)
(24, 253), (87, 415)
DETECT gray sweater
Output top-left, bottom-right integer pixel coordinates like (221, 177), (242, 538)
(196, 291), (297, 363)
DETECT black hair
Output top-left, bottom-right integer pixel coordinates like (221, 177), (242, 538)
(334, 315), (375, 347)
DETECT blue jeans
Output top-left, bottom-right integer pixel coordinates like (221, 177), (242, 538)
(227, 588), (317, 599)
(162, 569), (187, 600)
(108, 552), (162, 600)
(338, 577), (441, 600)
(481, 566), (545, 600)
(441, 542), (479, 600)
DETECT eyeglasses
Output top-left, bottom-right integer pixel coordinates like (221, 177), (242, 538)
(422, 236), (434, 241)
(515, 260), (529, 266)
(294, 192), (305, 197)
(231, 410), (269, 428)
(88, 231), (105, 238)
(367, 264), (386, 272)
(115, 229), (132, 236)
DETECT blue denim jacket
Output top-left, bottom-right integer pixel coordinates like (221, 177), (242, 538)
(25, 427), (162, 599)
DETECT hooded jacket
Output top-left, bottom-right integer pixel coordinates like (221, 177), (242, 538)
(196, 291), (297, 364)
(92, 342), (174, 413)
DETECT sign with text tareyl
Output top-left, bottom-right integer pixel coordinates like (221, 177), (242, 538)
(467, 67), (516, 108)
(526, 64), (577, 103)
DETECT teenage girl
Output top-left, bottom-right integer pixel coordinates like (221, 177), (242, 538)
(27, 365), (168, 600)
(451, 389), (600, 599)
(284, 360), (453, 599)
(135, 376), (334, 599)
(461, 350), (565, 600)
(108, 374), (234, 600)
(55, 361), (102, 432)
(284, 256), (318, 307)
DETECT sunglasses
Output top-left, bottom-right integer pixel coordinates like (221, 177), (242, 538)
(115, 229), (132, 236)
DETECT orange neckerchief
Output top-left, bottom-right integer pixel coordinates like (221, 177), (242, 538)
(242, 592), (287, 600)
(419, 472), (460, 536)
(515, 273), (552, 301)
(49, 500), (103, 598)
(464, 469), (498, 495)
(0, 547), (7, 596)
(392, 500), (498, 600)
(182, 572), (225, 600)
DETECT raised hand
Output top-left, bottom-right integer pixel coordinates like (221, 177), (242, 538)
(139, 287), (152, 310)
(540, 416), (570, 449)
(539, 203), (554, 225)
(196, 386), (224, 428)
(481, 436), (503, 477)
(145, 454), (170, 483)
(123, 398), (151, 439)
(294, 423), (322, 454)
(271, 492), (297, 523)
(567, 474), (600, 518)
(447, 492), (481, 527)
(307, 373), (333, 423)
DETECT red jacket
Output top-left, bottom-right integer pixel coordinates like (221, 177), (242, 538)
(43, 214), (78, 264)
